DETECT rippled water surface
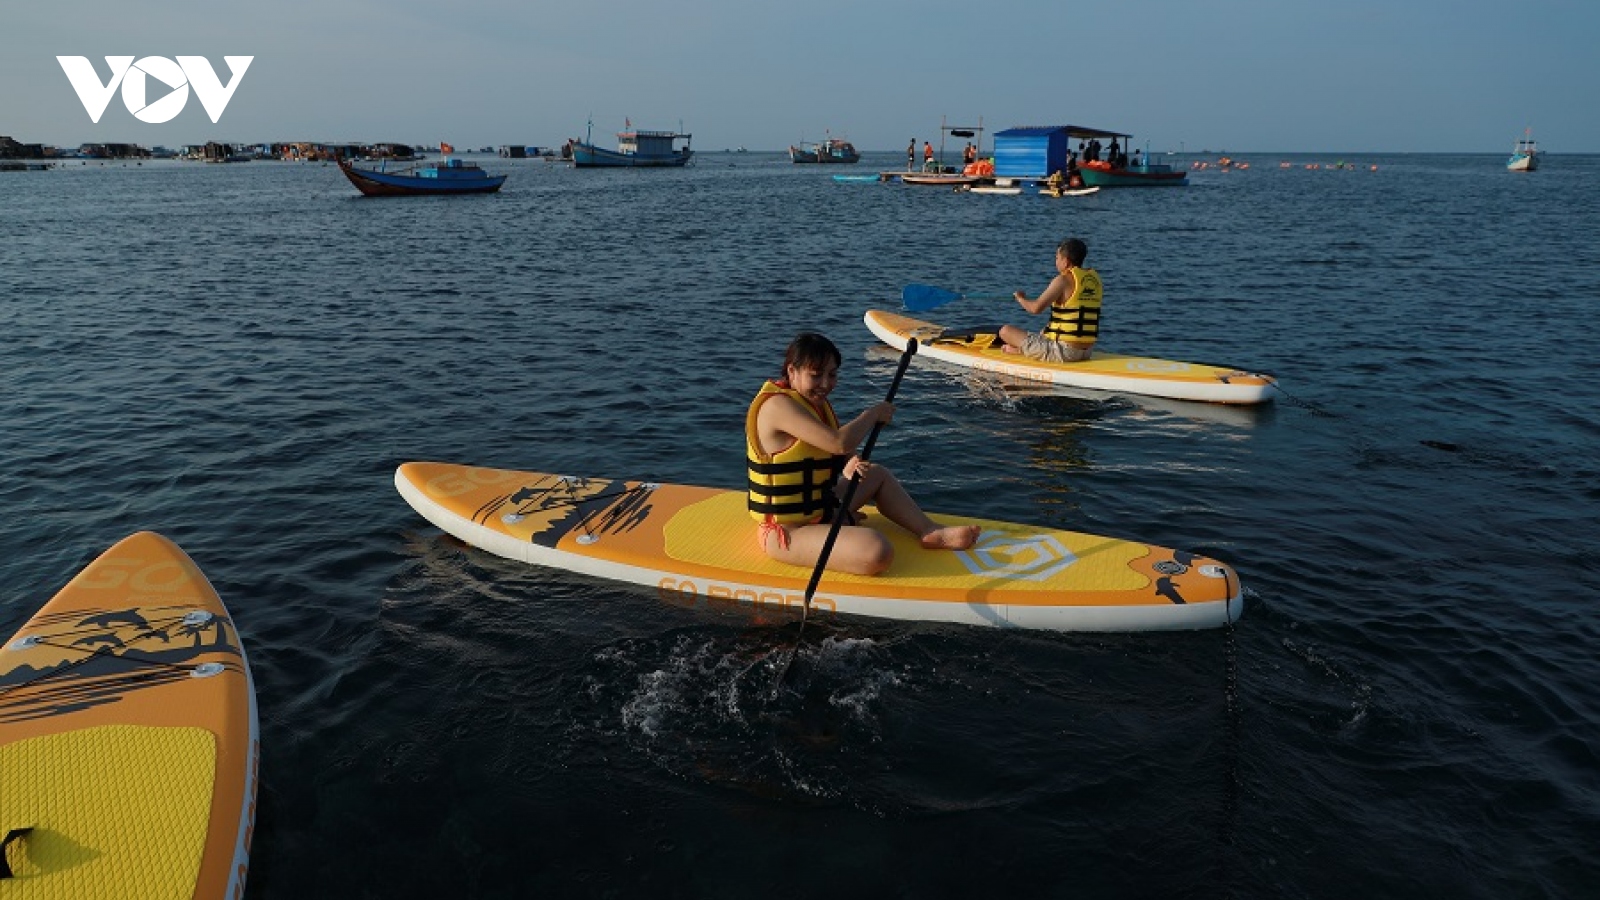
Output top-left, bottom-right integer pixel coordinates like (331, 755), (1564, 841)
(3, 152), (1598, 898)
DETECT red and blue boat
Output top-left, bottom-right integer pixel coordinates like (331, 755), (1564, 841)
(337, 153), (507, 196)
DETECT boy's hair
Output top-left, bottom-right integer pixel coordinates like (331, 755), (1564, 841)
(1057, 238), (1088, 266)
(782, 331), (842, 378)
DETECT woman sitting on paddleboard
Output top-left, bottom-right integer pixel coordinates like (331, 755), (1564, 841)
(998, 237), (1102, 362)
(746, 332), (980, 576)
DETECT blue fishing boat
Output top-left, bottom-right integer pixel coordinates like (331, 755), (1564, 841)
(570, 121), (693, 168)
(1507, 129), (1538, 172)
(790, 136), (860, 164)
(337, 153), (506, 196)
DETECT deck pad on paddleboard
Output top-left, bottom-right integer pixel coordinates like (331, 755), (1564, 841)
(866, 308), (1276, 405)
(0, 532), (258, 899)
(396, 461), (1243, 631)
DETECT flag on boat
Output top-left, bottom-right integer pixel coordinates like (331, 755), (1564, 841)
(441, 141), (454, 155)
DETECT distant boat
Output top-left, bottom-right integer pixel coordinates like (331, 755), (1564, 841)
(571, 125), (693, 168)
(1507, 129), (1538, 172)
(789, 137), (860, 164)
(337, 155), (506, 196)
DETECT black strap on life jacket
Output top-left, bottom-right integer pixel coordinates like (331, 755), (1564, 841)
(1046, 303), (1099, 338)
(747, 455), (843, 517)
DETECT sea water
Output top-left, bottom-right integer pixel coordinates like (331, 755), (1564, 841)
(2, 152), (1597, 898)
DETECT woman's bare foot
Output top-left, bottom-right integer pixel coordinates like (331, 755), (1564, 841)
(920, 525), (981, 550)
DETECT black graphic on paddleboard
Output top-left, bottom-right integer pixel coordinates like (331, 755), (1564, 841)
(0, 604), (242, 724)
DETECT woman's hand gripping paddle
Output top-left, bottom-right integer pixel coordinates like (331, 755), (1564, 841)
(774, 338), (918, 693)
(902, 283), (1013, 313)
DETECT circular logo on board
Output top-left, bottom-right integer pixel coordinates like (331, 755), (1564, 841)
(1153, 560), (1189, 575)
(956, 531), (1079, 581)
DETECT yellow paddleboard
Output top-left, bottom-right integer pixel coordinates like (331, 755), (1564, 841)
(866, 309), (1277, 405)
(0, 532), (258, 899)
(397, 462), (1243, 631)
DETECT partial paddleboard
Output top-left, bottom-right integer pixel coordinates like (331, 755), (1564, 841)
(964, 186), (1023, 195)
(865, 309), (1276, 405)
(396, 462), (1243, 631)
(0, 532), (258, 898)
(1039, 186), (1101, 197)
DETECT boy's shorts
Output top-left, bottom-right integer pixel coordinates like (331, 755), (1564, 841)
(1020, 334), (1094, 363)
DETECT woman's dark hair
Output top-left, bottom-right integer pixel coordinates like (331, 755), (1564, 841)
(782, 331), (842, 378)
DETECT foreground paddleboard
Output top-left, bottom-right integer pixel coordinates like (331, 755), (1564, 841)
(0, 532), (258, 899)
(866, 309), (1276, 405)
(396, 462), (1244, 631)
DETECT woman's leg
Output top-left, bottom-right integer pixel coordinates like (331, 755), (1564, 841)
(762, 522), (894, 576)
(844, 468), (980, 551)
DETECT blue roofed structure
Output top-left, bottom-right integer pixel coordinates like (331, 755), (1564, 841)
(993, 125), (1129, 178)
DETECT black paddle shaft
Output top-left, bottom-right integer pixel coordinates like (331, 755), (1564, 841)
(800, 338), (918, 606)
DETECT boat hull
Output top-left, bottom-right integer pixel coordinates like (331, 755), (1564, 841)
(338, 159), (506, 196)
(572, 141), (692, 168)
(901, 173), (979, 186)
(1507, 154), (1537, 172)
(1079, 167), (1187, 187)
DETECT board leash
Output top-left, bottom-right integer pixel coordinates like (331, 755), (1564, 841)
(1271, 382), (1460, 453)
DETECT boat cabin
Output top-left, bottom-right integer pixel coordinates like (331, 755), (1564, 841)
(619, 130), (690, 157)
(993, 125), (1132, 179)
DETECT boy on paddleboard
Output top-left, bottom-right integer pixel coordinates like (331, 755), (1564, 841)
(746, 332), (980, 576)
(998, 238), (1102, 363)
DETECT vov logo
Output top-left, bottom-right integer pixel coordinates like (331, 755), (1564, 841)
(57, 56), (253, 124)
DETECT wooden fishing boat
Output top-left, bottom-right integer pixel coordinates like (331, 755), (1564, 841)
(1507, 129), (1538, 172)
(337, 156), (506, 196)
(1077, 159), (1187, 187)
(901, 172), (979, 187)
(570, 124), (693, 168)
(790, 137), (860, 164)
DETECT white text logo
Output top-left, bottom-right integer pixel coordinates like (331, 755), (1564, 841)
(57, 56), (253, 124)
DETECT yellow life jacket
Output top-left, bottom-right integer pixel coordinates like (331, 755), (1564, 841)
(746, 381), (843, 524)
(1042, 266), (1103, 345)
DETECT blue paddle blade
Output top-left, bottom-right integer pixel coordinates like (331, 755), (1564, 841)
(902, 283), (964, 312)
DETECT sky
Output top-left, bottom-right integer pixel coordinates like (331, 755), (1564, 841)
(4, 0), (1596, 154)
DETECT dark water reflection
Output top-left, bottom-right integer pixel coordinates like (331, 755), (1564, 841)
(3, 152), (1598, 897)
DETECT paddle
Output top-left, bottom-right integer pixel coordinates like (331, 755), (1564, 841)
(902, 283), (1012, 313)
(775, 338), (918, 691)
